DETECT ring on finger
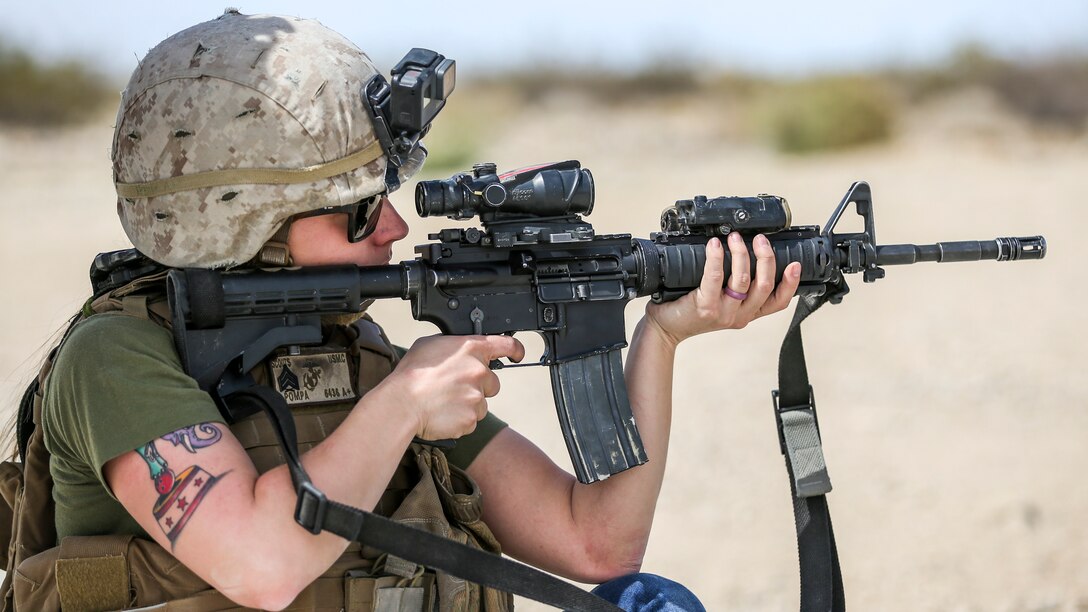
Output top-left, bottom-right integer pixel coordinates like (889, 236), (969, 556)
(724, 286), (748, 300)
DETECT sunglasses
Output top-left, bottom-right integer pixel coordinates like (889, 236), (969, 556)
(296, 193), (384, 243)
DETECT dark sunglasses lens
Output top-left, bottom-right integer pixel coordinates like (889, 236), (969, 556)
(349, 196), (383, 242)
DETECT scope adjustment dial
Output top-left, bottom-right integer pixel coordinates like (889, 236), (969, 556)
(483, 183), (507, 207)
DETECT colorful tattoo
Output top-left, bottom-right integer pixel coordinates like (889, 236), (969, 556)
(135, 422), (225, 546)
(161, 423), (222, 453)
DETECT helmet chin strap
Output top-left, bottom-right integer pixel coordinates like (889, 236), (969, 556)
(254, 221), (294, 267)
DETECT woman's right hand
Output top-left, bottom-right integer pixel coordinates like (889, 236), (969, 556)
(375, 334), (525, 440)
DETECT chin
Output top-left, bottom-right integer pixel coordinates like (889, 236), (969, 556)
(354, 249), (394, 267)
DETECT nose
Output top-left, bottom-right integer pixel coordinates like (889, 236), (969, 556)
(369, 195), (409, 246)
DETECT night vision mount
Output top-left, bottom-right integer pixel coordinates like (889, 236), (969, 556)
(364, 48), (456, 190)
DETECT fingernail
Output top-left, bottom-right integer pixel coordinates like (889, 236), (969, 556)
(710, 237), (721, 249)
(729, 232), (741, 244)
(790, 265), (801, 278)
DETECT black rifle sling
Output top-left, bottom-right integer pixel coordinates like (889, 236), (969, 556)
(774, 289), (846, 612)
(223, 386), (621, 612)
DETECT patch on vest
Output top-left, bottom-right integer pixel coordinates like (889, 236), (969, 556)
(269, 352), (357, 405)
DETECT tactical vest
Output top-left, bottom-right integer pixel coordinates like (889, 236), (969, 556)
(0, 271), (513, 612)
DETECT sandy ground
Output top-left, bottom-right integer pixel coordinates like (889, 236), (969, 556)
(1, 90), (1085, 611)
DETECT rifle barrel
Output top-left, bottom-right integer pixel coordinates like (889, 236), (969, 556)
(876, 236), (1046, 266)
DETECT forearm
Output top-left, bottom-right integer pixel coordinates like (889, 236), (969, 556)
(472, 237), (797, 583)
(569, 231), (799, 552)
(567, 312), (678, 569)
(216, 333), (520, 605)
(464, 316), (679, 582)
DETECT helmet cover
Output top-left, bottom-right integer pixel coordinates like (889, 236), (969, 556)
(112, 10), (423, 268)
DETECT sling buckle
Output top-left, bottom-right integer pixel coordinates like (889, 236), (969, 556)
(772, 387), (833, 498)
(295, 481), (329, 534)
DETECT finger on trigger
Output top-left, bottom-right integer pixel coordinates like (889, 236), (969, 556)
(486, 334), (526, 364)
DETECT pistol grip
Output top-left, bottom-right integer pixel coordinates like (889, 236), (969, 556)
(549, 350), (648, 484)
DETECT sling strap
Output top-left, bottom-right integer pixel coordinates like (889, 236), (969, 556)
(224, 385), (620, 612)
(773, 283), (847, 612)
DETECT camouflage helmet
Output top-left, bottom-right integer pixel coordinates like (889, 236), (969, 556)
(112, 10), (425, 268)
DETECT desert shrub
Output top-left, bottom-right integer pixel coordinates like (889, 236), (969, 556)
(892, 45), (1088, 130)
(758, 76), (895, 153)
(0, 41), (115, 127)
(590, 60), (702, 103)
(484, 59), (702, 106)
(987, 56), (1088, 129)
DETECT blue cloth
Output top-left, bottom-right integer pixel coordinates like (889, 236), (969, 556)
(590, 573), (706, 611)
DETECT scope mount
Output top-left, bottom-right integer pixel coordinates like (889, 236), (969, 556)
(430, 215), (597, 249)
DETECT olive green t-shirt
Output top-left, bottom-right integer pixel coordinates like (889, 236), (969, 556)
(42, 312), (507, 541)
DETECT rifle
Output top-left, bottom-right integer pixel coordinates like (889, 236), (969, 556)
(165, 160), (1046, 486)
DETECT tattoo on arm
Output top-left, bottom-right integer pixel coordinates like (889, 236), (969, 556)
(134, 422), (226, 547)
(162, 423), (222, 452)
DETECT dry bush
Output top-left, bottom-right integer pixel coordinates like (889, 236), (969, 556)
(0, 41), (115, 127)
(480, 60), (702, 106)
(755, 75), (896, 154)
(892, 45), (1088, 130)
(989, 56), (1088, 129)
(476, 63), (900, 154)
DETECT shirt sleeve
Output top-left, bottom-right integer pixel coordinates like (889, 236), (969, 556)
(42, 313), (225, 493)
(445, 412), (508, 471)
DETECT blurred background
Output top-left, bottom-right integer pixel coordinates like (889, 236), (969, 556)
(1, 1), (1086, 610)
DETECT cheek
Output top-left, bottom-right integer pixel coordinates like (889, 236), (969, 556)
(287, 216), (349, 266)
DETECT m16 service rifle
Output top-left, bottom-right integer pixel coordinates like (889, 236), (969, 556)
(167, 160), (1045, 486)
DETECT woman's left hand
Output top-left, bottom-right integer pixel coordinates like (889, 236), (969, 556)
(645, 232), (802, 347)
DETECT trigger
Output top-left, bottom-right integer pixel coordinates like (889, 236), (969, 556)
(489, 333), (518, 369)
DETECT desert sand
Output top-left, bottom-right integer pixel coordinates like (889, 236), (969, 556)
(1, 89), (1085, 610)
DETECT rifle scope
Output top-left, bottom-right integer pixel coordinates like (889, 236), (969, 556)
(416, 160), (594, 220)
